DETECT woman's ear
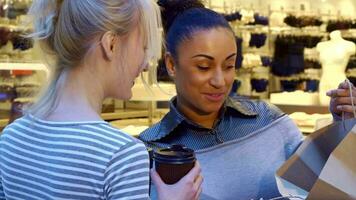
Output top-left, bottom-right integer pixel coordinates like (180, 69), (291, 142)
(165, 53), (176, 78)
(100, 31), (117, 61)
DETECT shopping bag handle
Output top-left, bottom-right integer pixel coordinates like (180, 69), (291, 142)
(267, 195), (305, 200)
(342, 78), (356, 121)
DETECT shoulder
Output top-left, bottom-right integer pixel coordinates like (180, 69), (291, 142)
(138, 120), (163, 143)
(346, 41), (356, 52)
(82, 123), (145, 148)
(230, 96), (284, 121)
(1, 116), (28, 138)
(3, 115), (143, 150)
(316, 41), (327, 51)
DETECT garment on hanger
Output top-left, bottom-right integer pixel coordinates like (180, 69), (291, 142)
(223, 11), (242, 22)
(326, 20), (353, 32)
(272, 35), (323, 77)
(247, 13), (269, 26)
(249, 33), (267, 48)
(11, 32), (34, 51)
(305, 79), (319, 92)
(272, 36), (305, 76)
(303, 64), (321, 92)
(261, 56), (272, 67)
(235, 36), (243, 69)
(251, 79), (268, 92)
(284, 15), (323, 28)
(303, 36), (323, 48)
(0, 27), (12, 48)
(280, 79), (301, 92)
(304, 59), (322, 69)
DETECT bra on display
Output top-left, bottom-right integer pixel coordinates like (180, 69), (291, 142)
(284, 15), (323, 28)
(326, 20), (356, 33)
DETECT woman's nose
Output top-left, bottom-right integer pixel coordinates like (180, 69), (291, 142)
(210, 68), (225, 88)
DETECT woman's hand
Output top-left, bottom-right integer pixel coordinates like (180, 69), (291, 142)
(151, 162), (203, 200)
(327, 80), (356, 119)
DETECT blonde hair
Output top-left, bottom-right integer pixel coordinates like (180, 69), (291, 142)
(26, 0), (162, 118)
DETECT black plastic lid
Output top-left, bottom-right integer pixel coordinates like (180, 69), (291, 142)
(153, 145), (196, 164)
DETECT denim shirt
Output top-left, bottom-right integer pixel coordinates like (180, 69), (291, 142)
(139, 96), (288, 151)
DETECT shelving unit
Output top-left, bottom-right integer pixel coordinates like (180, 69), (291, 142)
(0, 62), (48, 72)
(203, 1), (356, 134)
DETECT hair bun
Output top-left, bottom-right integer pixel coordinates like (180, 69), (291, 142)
(158, 0), (205, 33)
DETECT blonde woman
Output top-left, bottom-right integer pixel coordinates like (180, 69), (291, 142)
(0, 0), (202, 199)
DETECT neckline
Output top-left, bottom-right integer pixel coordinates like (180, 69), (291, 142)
(26, 114), (109, 126)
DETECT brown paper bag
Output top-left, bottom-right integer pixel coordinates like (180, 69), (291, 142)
(276, 118), (356, 199)
(307, 124), (356, 199)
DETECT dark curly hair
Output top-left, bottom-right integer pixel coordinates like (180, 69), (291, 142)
(157, 0), (233, 60)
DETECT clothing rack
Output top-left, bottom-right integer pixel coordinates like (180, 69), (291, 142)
(207, 1), (268, 16)
(205, 2), (355, 98)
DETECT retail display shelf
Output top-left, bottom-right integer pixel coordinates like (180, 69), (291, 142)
(101, 109), (149, 121)
(0, 109), (168, 132)
(275, 104), (330, 115)
(0, 62), (48, 73)
(0, 119), (8, 128)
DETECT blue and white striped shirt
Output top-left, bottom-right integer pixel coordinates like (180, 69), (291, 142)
(0, 115), (150, 200)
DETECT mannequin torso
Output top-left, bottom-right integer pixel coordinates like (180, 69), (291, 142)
(316, 30), (356, 105)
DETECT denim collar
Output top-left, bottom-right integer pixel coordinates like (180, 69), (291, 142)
(142, 96), (258, 142)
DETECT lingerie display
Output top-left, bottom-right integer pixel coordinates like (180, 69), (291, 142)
(224, 11), (268, 26)
(272, 35), (323, 76)
(235, 36), (243, 69)
(326, 20), (356, 33)
(284, 15), (323, 28)
(11, 32), (34, 51)
(251, 78), (268, 92)
(272, 36), (305, 77)
(249, 33), (267, 48)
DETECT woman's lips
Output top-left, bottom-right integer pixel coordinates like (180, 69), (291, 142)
(203, 93), (225, 102)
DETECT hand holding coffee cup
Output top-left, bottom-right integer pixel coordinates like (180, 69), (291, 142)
(153, 144), (196, 184)
(151, 161), (203, 200)
(151, 145), (203, 200)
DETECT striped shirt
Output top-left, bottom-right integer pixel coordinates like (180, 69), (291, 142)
(0, 115), (150, 200)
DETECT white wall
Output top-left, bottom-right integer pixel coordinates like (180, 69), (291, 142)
(207, 0), (356, 18)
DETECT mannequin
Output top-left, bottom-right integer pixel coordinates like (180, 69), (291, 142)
(317, 30), (356, 105)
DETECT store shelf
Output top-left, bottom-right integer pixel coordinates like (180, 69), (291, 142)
(0, 108), (169, 133)
(101, 109), (149, 121)
(110, 118), (164, 137)
(0, 62), (48, 72)
(0, 119), (8, 128)
(275, 104), (330, 115)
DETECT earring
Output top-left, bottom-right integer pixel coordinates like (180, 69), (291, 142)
(168, 69), (174, 77)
